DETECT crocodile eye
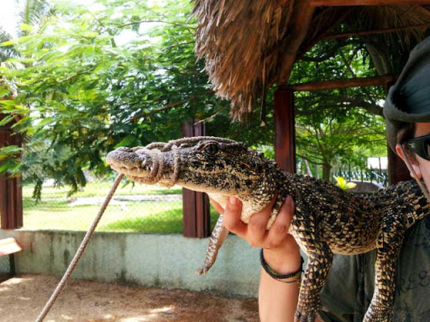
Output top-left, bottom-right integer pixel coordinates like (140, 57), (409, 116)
(199, 142), (220, 155)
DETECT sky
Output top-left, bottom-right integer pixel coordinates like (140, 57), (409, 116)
(0, 0), (97, 37)
(0, 0), (19, 36)
(0, 0), (152, 45)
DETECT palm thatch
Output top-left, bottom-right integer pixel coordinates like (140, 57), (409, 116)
(192, 1), (430, 119)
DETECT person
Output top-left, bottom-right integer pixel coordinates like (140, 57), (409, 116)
(210, 36), (430, 322)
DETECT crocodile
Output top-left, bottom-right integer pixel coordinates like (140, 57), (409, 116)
(106, 136), (430, 322)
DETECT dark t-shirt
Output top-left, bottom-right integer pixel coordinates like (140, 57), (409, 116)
(319, 217), (430, 322)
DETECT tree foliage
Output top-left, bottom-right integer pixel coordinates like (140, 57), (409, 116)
(0, 0), (391, 196)
(291, 40), (387, 180)
(0, 0), (272, 197)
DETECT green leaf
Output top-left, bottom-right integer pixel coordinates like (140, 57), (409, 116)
(20, 23), (34, 32)
(0, 145), (23, 162)
(0, 115), (15, 127)
(115, 135), (139, 148)
(1, 40), (14, 46)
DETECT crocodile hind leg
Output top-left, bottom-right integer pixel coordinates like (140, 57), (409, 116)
(295, 242), (333, 322)
(197, 215), (229, 275)
(364, 213), (406, 322)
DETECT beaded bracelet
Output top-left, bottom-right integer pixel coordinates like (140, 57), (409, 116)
(260, 249), (304, 283)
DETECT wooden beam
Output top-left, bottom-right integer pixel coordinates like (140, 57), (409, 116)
(287, 75), (396, 91)
(181, 121), (210, 238)
(312, 0), (430, 6)
(0, 114), (23, 230)
(278, 1), (316, 84)
(325, 23), (430, 40)
(274, 88), (296, 173)
(298, 7), (355, 61)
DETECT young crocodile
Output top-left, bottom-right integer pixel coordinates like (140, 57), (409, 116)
(106, 136), (429, 322)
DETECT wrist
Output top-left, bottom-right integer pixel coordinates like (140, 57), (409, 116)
(261, 249), (303, 283)
(262, 244), (301, 275)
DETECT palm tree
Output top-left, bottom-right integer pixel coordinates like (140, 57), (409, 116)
(0, 0), (54, 62)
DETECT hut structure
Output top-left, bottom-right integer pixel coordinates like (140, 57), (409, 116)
(192, 0), (430, 183)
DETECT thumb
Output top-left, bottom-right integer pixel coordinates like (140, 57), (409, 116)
(226, 196), (242, 213)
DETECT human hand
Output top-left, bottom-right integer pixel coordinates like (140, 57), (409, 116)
(209, 195), (301, 274)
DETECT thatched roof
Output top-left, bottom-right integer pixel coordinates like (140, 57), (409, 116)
(192, 1), (430, 119)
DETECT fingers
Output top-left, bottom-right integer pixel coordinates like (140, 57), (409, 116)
(265, 195), (294, 248)
(222, 197), (248, 237)
(212, 194), (296, 252)
(246, 196), (277, 247)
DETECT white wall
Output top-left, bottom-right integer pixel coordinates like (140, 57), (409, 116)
(0, 230), (260, 297)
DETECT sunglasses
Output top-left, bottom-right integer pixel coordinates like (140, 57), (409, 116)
(404, 133), (430, 161)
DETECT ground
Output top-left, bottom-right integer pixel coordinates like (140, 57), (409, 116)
(0, 274), (259, 322)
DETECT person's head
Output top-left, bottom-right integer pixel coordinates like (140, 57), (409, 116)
(384, 36), (430, 190)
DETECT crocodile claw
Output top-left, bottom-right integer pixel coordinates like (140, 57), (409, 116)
(197, 265), (210, 276)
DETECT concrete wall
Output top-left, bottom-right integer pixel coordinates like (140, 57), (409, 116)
(0, 230), (260, 297)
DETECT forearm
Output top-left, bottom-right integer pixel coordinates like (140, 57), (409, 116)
(217, 195), (301, 321)
(259, 249), (302, 322)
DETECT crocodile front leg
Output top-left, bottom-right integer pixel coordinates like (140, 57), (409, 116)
(364, 212), (406, 322)
(197, 215), (229, 275)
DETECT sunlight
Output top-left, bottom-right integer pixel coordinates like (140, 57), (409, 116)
(148, 306), (174, 313)
(117, 306), (175, 322)
(2, 276), (29, 285)
(0, 0), (19, 37)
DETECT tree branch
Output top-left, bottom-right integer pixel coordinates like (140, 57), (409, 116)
(323, 22), (430, 40)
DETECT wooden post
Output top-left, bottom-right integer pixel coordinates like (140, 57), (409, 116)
(0, 115), (23, 229)
(274, 87), (296, 173)
(181, 121), (210, 238)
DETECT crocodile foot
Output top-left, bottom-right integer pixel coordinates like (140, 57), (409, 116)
(294, 310), (318, 322)
(197, 265), (210, 276)
(363, 304), (393, 322)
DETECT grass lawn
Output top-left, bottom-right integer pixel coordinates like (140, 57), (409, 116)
(22, 181), (220, 233)
(22, 181), (182, 199)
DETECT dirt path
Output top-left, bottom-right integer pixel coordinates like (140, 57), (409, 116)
(0, 274), (259, 322)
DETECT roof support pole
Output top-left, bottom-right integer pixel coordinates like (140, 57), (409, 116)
(181, 121), (210, 238)
(277, 1), (316, 84)
(274, 87), (296, 173)
(311, 0), (430, 6)
(0, 115), (23, 230)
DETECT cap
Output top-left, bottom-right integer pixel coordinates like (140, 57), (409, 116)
(383, 36), (430, 152)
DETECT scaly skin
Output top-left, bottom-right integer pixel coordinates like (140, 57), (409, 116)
(107, 136), (430, 322)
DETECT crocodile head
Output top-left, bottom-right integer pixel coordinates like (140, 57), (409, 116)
(106, 137), (266, 196)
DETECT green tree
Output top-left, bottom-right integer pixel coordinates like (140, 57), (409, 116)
(0, 0), (54, 61)
(0, 0), (270, 197)
(0, 0), (393, 197)
(295, 96), (386, 181)
(291, 40), (387, 181)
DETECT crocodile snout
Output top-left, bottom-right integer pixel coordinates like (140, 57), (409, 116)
(106, 148), (153, 176)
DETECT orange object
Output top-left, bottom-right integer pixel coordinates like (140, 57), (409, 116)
(0, 238), (22, 256)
